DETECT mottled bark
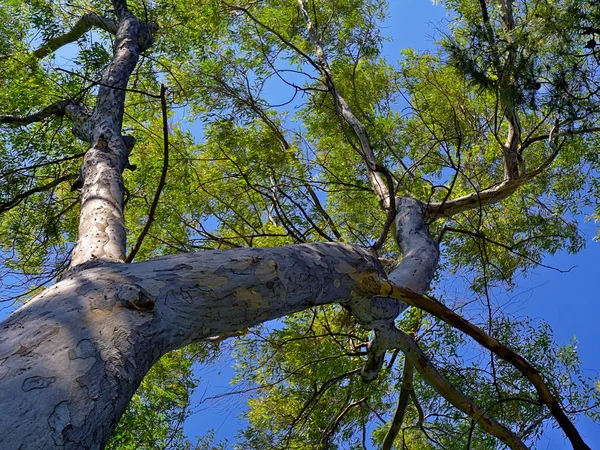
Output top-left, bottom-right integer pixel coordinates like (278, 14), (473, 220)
(0, 243), (383, 450)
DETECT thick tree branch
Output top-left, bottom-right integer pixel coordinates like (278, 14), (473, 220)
(70, 0), (154, 267)
(350, 197), (438, 380)
(0, 242), (383, 448)
(32, 13), (118, 59)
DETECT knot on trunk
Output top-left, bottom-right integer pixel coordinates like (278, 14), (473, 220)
(118, 284), (155, 312)
(137, 22), (156, 51)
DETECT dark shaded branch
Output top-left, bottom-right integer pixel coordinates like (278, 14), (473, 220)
(320, 397), (368, 446)
(442, 227), (572, 272)
(291, 368), (361, 433)
(382, 360), (414, 450)
(0, 174), (77, 213)
(126, 84), (170, 262)
(55, 68), (162, 99)
(519, 126), (600, 150)
(0, 100), (71, 126)
(0, 153), (85, 179)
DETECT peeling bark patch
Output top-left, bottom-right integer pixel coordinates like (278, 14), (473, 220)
(227, 257), (259, 270)
(202, 274), (229, 290)
(235, 288), (268, 308)
(255, 260), (278, 282)
(14, 345), (31, 356)
(154, 263), (193, 272)
(48, 401), (71, 445)
(22, 375), (56, 391)
(334, 261), (357, 274)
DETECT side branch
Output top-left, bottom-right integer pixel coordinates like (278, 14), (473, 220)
(0, 174), (77, 213)
(0, 100), (71, 126)
(0, 100), (93, 141)
(387, 326), (527, 449)
(126, 85), (169, 262)
(375, 281), (591, 450)
(296, 0), (392, 208)
(32, 13), (118, 59)
(426, 136), (560, 220)
(382, 360), (414, 450)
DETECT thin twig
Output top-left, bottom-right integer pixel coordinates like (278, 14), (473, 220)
(126, 84), (170, 262)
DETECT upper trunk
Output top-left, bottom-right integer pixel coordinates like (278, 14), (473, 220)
(70, 3), (153, 267)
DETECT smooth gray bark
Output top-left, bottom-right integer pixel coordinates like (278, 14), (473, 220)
(0, 243), (383, 449)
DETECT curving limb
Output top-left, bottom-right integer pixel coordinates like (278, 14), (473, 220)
(295, 0), (393, 209)
(382, 360), (414, 450)
(0, 100), (72, 126)
(383, 325), (528, 450)
(0, 99), (93, 141)
(371, 280), (591, 450)
(126, 84), (169, 263)
(0, 174), (77, 214)
(351, 197), (438, 381)
(425, 130), (562, 220)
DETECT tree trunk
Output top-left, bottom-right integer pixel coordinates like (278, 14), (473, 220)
(0, 243), (383, 449)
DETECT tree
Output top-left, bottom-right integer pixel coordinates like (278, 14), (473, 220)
(0, 0), (598, 448)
